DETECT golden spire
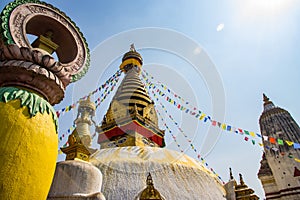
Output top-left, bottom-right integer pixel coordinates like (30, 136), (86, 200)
(78, 95), (96, 112)
(120, 44), (143, 73)
(229, 168), (234, 180)
(263, 93), (271, 104)
(97, 46), (165, 148)
(139, 173), (163, 200)
(239, 173), (245, 186)
(262, 93), (275, 112)
(60, 129), (96, 161)
(62, 95), (97, 161)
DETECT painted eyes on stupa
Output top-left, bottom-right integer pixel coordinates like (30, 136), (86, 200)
(107, 137), (127, 147)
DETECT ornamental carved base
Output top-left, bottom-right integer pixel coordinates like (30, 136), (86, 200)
(0, 44), (66, 104)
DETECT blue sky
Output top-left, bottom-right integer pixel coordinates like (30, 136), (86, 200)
(2, 0), (300, 198)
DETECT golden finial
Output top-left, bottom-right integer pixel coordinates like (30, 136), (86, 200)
(120, 44), (143, 73)
(139, 173), (162, 200)
(146, 173), (154, 186)
(239, 173), (245, 186)
(263, 93), (274, 107)
(79, 95), (96, 111)
(229, 168), (234, 180)
(130, 43), (136, 52)
(263, 93), (269, 103)
(60, 129), (96, 161)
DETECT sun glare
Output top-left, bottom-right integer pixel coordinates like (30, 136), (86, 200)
(241, 0), (293, 16)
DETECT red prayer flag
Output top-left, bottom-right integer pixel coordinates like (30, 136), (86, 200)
(269, 137), (276, 144)
(212, 120), (217, 126)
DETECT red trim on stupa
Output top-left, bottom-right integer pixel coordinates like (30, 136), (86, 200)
(98, 120), (164, 147)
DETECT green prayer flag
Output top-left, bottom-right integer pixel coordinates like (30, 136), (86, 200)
(277, 139), (284, 145)
(244, 130), (250, 135)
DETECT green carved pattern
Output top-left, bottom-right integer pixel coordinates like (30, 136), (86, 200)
(0, 0), (90, 82)
(0, 87), (58, 132)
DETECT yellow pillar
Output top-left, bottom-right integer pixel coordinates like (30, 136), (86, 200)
(0, 87), (58, 199)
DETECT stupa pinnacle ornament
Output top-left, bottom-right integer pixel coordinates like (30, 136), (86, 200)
(225, 169), (259, 200)
(97, 46), (165, 148)
(61, 96), (97, 161)
(138, 173), (163, 200)
(0, 0), (90, 199)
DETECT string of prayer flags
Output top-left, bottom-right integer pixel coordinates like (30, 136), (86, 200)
(143, 71), (266, 148)
(56, 69), (122, 118)
(143, 69), (300, 155)
(264, 144), (300, 164)
(154, 105), (225, 184)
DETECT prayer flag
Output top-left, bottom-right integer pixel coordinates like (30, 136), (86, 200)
(212, 120), (217, 126)
(227, 125), (232, 131)
(238, 128), (243, 134)
(250, 132), (255, 137)
(277, 139), (284, 145)
(244, 130), (250, 135)
(294, 143), (300, 149)
(199, 113), (206, 120)
(252, 140), (255, 145)
(221, 124), (226, 130)
(295, 158), (300, 163)
(263, 135), (268, 141)
(244, 137), (249, 141)
(269, 137), (276, 144)
(286, 141), (294, 146)
(256, 133), (262, 138)
(272, 147), (279, 152)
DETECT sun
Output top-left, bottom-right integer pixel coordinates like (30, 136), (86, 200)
(241, 0), (293, 16)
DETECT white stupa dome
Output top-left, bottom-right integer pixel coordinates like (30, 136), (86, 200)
(91, 146), (226, 200)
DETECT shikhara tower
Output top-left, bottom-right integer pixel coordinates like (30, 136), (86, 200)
(258, 94), (300, 199)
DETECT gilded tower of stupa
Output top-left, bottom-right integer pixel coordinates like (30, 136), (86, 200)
(97, 44), (165, 148)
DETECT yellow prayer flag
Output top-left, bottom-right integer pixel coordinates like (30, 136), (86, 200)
(285, 140), (294, 146)
(295, 158), (300, 163)
(250, 132), (256, 137)
(221, 124), (226, 130)
(199, 113), (206, 120)
(259, 143), (264, 147)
